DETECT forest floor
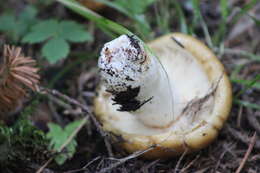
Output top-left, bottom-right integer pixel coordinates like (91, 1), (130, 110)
(0, 0), (260, 173)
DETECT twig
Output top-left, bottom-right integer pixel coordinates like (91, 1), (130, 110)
(235, 132), (257, 173)
(213, 149), (227, 172)
(174, 149), (188, 173)
(40, 87), (104, 136)
(140, 159), (160, 173)
(97, 145), (157, 173)
(83, 156), (102, 169)
(36, 158), (53, 173)
(236, 105), (243, 128)
(36, 117), (88, 173)
(180, 154), (200, 173)
(48, 94), (72, 110)
(39, 86), (113, 156)
(28, 163), (54, 173)
(227, 126), (260, 149)
(64, 156), (101, 173)
(60, 117), (88, 151)
(245, 108), (260, 134)
(48, 99), (64, 126)
(250, 154), (260, 162)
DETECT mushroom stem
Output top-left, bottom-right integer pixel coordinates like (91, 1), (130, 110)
(98, 35), (174, 128)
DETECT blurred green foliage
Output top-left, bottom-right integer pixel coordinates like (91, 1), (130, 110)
(96, 0), (156, 39)
(0, 4), (92, 64)
(0, 6), (38, 42)
(22, 19), (93, 63)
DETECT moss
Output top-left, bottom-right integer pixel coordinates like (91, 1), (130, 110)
(0, 101), (50, 171)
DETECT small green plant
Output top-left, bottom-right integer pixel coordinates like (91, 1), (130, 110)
(22, 19), (93, 64)
(47, 118), (86, 165)
(0, 4), (93, 64)
(0, 5), (38, 42)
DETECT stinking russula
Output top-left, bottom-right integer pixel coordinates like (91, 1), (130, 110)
(94, 33), (232, 159)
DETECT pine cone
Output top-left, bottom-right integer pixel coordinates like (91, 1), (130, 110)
(0, 45), (40, 113)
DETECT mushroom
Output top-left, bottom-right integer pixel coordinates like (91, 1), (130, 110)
(94, 33), (232, 159)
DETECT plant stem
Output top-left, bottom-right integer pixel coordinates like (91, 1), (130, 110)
(56, 0), (133, 36)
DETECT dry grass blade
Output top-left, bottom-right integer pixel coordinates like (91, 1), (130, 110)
(174, 149), (188, 173)
(0, 45), (40, 113)
(97, 145), (157, 173)
(235, 132), (257, 173)
(180, 154), (201, 173)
